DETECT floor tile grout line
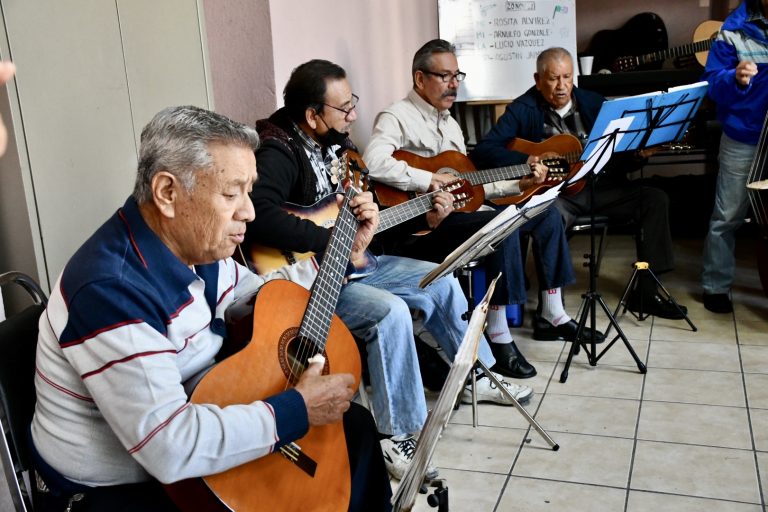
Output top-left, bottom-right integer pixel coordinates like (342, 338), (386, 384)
(734, 310), (767, 509)
(624, 314), (653, 512)
(490, 339), (571, 512)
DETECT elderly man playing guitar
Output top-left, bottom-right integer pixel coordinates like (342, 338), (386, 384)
(364, 39), (602, 365)
(30, 106), (392, 511)
(471, 46), (687, 320)
(245, 59), (537, 483)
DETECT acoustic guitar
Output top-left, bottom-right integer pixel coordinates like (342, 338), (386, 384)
(373, 151), (569, 211)
(165, 186), (363, 511)
(248, 178), (473, 275)
(612, 20), (722, 72)
(491, 134), (585, 206)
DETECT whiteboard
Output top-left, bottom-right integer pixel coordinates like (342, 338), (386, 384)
(438, 0), (577, 101)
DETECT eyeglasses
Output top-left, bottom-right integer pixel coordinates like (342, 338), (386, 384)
(323, 93), (359, 118)
(422, 70), (467, 83)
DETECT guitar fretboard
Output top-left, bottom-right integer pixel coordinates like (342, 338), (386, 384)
(639, 38), (715, 66)
(377, 190), (439, 232)
(298, 187), (359, 352)
(463, 163), (531, 186)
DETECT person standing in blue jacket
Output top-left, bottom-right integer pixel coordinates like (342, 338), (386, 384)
(702, 0), (768, 313)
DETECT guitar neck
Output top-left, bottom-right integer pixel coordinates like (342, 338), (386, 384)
(638, 38), (714, 66)
(299, 188), (359, 348)
(377, 191), (437, 232)
(464, 163), (531, 186)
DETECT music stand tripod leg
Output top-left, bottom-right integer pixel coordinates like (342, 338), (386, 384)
(476, 360), (560, 451)
(644, 266), (697, 332)
(561, 280), (647, 383)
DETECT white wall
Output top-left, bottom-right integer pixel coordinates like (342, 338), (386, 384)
(269, 0), (438, 150)
(0, 0), (211, 292)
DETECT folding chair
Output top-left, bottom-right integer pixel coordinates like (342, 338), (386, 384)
(0, 271), (47, 511)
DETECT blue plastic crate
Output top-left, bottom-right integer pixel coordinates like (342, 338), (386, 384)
(470, 267), (523, 327)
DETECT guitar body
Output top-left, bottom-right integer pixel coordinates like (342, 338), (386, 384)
(491, 134), (585, 206)
(172, 280), (361, 511)
(249, 195), (340, 275)
(693, 20), (722, 67)
(374, 150), (486, 212)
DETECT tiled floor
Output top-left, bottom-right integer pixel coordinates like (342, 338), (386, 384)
(405, 234), (767, 511)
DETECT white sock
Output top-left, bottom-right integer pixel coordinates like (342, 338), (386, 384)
(486, 305), (513, 344)
(540, 288), (571, 326)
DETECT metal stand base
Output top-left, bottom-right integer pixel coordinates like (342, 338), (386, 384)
(608, 262), (697, 337)
(455, 263), (559, 450)
(560, 289), (648, 383)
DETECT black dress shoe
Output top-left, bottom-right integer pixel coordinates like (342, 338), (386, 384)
(489, 341), (537, 379)
(532, 316), (605, 343)
(626, 290), (688, 320)
(703, 293), (733, 314)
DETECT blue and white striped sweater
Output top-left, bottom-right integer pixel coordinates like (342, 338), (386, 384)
(31, 197), (318, 486)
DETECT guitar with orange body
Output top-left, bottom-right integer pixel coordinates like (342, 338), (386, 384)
(373, 150), (570, 211)
(492, 134), (585, 206)
(165, 187), (363, 511)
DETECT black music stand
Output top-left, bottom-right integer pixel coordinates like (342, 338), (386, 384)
(560, 82), (708, 383)
(420, 192), (561, 450)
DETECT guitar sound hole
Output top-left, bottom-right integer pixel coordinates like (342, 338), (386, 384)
(279, 331), (330, 385)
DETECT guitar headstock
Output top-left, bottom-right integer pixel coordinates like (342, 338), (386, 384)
(441, 179), (474, 209)
(541, 158), (570, 175)
(612, 56), (638, 72)
(340, 149), (370, 191)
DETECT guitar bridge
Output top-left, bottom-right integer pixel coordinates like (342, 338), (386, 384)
(278, 442), (317, 477)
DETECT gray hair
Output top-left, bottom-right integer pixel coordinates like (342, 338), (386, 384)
(536, 47), (573, 74)
(132, 105), (259, 204)
(412, 39), (456, 84)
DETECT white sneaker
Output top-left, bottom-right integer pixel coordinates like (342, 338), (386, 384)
(380, 436), (439, 480)
(461, 372), (533, 405)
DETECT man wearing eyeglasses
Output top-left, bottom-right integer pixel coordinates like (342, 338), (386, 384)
(245, 59), (534, 481)
(364, 40), (602, 372)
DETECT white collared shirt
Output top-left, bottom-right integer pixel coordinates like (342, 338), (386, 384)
(364, 89), (520, 198)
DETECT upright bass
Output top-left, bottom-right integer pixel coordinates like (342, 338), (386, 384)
(747, 111), (768, 297)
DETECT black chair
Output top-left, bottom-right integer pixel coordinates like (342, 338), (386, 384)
(0, 271), (47, 511)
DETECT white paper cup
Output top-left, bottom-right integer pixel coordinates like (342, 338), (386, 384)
(579, 56), (594, 75)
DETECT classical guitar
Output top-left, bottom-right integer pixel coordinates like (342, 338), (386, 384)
(248, 178), (473, 275)
(373, 151), (569, 212)
(612, 20), (722, 72)
(491, 133), (585, 206)
(165, 187), (363, 511)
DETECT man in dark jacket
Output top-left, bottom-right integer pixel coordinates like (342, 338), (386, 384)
(244, 59), (533, 481)
(472, 47), (687, 320)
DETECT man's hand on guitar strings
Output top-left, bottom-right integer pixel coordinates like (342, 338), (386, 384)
(295, 360), (355, 426)
(426, 190), (455, 229)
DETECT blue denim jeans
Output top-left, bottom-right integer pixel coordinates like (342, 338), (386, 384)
(336, 255), (495, 436)
(702, 133), (756, 294)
